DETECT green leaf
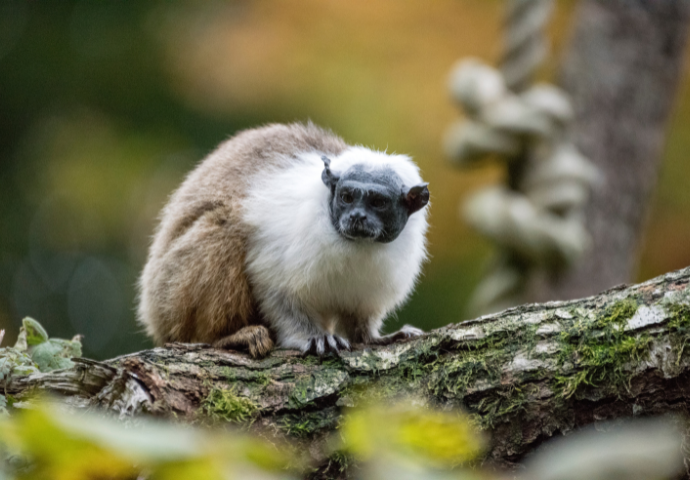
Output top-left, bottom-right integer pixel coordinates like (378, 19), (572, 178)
(30, 339), (82, 373)
(0, 348), (39, 383)
(9, 317), (83, 372)
(19, 318), (49, 347)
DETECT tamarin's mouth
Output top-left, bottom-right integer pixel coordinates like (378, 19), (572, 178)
(340, 220), (380, 241)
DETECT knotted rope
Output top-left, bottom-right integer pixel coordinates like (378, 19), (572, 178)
(444, 0), (601, 315)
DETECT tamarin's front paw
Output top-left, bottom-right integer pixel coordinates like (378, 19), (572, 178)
(301, 334), (351, 356)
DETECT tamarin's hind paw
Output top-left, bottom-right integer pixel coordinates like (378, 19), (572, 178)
(372, 324), (424, 346)
(213, 325), (275, 359)
(301, 334), (351, 356)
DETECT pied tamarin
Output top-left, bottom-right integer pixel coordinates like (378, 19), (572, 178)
(138, 123), (429, 358)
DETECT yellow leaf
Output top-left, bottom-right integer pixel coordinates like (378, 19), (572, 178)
(0, 407), (135, 480)
(0, 402), (294, 480)
(341, 402), (485, 468)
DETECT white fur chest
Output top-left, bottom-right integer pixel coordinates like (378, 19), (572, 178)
(241, 148), (428, 325)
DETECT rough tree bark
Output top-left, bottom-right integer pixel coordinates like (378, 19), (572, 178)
(5, 266), (690, 477)
(527, 0), (690, 302)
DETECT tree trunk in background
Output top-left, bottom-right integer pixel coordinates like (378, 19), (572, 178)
(527, 0), (690, 303)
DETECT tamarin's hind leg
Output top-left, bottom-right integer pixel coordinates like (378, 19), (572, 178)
(213, 325), (275, 359)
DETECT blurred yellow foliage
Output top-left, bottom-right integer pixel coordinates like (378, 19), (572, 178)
(1, 407), (138, 480)
(0, 403), (292, 480)
(341, 402), (485, 468)
(0, 397), (682, 480)
(0, 397), (487, 479)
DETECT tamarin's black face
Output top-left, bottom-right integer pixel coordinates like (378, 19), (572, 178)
(321, 157), (429, 243)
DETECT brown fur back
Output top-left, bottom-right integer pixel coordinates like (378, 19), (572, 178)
(138, 123), (348, 345)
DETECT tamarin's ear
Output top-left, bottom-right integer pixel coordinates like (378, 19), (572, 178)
(404, 183), (430, 214)
(321, 156), (339, 192)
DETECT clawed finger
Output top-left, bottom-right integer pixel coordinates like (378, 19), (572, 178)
(336, 336), (351, 351)
(316, 336), (326, 355)
(301, 334), (351, 356)
(326, 335), (338, 352)
(301, 338), (316, 356)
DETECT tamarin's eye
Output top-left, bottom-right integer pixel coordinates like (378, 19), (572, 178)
(340, 192), (354, 204)
(371, 197), (388, 209)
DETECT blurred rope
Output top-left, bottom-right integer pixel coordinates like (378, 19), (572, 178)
(444, 0), (601, 315)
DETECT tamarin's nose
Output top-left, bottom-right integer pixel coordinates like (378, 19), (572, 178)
(351, 210), (367, 221)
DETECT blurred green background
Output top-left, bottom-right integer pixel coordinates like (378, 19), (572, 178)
(1, 0), (689, 360)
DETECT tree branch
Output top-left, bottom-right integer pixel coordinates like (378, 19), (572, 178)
(6, 267), (690, 471)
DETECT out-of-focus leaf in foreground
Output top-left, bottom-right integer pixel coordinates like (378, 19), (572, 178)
(340, 402), (485, 469)
(522, 418), (684, 480)
(0, 402), (296, 480)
